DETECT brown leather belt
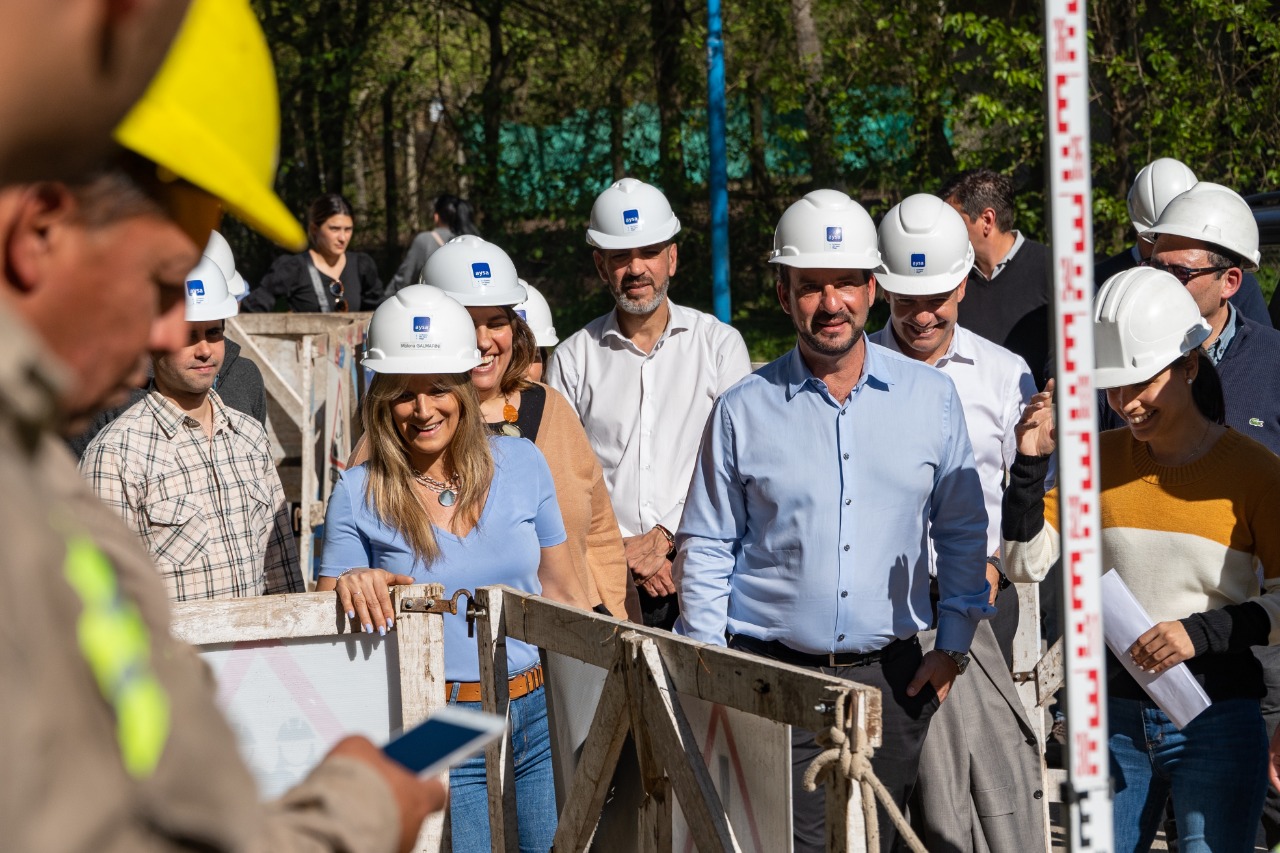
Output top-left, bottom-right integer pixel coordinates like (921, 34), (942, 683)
(447, 664), (544, 703)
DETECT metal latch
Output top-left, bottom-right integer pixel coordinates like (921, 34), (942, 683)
(400, 589), (487, 637)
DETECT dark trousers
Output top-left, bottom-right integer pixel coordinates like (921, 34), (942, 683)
(639, 590), (679, 630)
(729, 635), (939, 853)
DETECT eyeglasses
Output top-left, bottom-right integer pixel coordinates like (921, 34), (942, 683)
(328, 277), (348, 312)
(1141, 258), (1230, 285)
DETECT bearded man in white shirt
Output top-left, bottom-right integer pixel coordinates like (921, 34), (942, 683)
(546, 178), (751, 628)
(868, 194), (1044, 853)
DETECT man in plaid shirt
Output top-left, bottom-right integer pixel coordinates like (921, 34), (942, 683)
(80, 253), (301, 601)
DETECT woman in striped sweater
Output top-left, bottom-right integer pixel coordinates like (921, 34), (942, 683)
(1002, 267), (1280, 852)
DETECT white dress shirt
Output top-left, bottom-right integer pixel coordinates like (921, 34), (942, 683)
(547, 299), (751, 538)
(870, 324), (1035, 557)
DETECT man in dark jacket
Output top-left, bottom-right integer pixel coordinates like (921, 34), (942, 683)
(1096, 158), (1271, 327)
(940, 169), (1053, 387)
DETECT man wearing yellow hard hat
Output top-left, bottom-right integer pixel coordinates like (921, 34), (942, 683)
(0, 0), (192, 183)
(0, 1), (445, 850)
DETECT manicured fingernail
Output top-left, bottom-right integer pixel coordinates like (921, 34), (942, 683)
(347, 610), (355, 620)
(378, 625), (386, 637)
(386, 616), (394, 629)
(363, 623), (373, 634)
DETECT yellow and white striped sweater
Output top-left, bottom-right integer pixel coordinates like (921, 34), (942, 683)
(1004, 427), (1280, 699)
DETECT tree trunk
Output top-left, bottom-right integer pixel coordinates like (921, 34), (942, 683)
(383, 82), (399, 257)
(789, 0), (838, 188)
(479, 0), (509, 231)
(651, 0), (685, 199)
(610, 80), (627, 180)
(746, 71), (775, 206)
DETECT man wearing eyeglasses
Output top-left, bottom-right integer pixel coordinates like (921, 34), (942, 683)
(1094, 158), (1272, 327)
(1117, 181), (1280, 456)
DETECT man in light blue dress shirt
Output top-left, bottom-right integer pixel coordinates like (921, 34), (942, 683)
(674, 189), (994, 853)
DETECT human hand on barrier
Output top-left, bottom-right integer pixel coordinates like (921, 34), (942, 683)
(332, 568), (415, 636)
(1128, 620), (1194, 674)
(907, 650), (959, 704)
(1015, 379), (1056, 457)
(327, 735), (447, 853)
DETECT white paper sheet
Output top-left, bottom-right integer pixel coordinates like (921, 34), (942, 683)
(1100, 569), (1211, 729)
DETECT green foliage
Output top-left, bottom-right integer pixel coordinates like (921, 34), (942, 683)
(242, 0), (1280, 352)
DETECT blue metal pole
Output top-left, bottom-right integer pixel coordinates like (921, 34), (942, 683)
(707, 0), (731, 322)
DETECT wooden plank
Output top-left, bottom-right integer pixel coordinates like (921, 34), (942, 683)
(631, 637), (740, 853)
(171, 591), (349, 644)
(399, 583), (447, 853)
(225, 317), (306, 428)
(824, 771), (857, 853)
(298, 335), (317, 585)
(232, 312), (373, 336)
(549, 654), (632, 851)
(491, 587), (878, 735)
(1035, 638), (1065, 708)
(627, 637), (673, 853)
(474, 586), (519, 853)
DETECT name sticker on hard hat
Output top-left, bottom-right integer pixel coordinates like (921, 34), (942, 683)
(471, 262), (492, 283)
(826, 226), (843, 248)
(911, 253), (926, 272)
(623, 209), (641, 231)
(413, 316), (431, 340)
(187, 279), (206, 303)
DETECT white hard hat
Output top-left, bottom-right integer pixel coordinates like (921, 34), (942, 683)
(770, 189), (881, 270)
(586, 177), (681, 250)
(1128, 158), (1197, 233)
(185, 255), (239, 322)
(875, 194), (975, 295)
(514, 280), (559, 346)
(1141, 181), (1261, 271)
(1093, 267), (1211, 389)
(423, 235), (526, 306)
(202, 230), (249, 299)
(362, 284), (483, 375)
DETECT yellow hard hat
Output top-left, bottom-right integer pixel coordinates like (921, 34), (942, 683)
(112, 0), (305, 250)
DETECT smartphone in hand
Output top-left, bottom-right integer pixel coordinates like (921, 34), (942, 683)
(383, 706), (506, 777)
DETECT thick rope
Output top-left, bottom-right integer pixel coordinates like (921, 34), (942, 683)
(802, 692), (928, 853)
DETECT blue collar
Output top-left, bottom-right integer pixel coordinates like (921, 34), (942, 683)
(1205, 303), (1240, 365)
(783, 341), (893, 404)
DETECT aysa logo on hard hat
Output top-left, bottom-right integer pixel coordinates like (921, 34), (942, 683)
(911, 253), (926, 272)
(623, 209), (641, 232)
(186, 279), (206, 303)
(826, 226), (842, 248)
(412, 316), (431, 341)
(516, 308), (528, 321)
(471, 262), (492, 283)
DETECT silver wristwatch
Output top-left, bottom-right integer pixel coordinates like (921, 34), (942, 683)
(937, 648), (970, 674)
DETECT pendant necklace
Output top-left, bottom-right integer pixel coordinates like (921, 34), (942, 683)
(500, 394), (521, 437)
(413, 469), (462, 507)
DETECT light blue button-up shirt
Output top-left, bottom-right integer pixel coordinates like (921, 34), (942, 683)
(673, 343), (994, 655)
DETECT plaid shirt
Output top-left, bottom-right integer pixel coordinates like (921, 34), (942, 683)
(80, 389), (302, 601)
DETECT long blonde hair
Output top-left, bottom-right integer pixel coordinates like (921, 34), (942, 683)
(362, 372), (494, 566)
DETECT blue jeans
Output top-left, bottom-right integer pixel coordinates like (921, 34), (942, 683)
(1109, 696), (1266, 852)
(447, 685), (556, 853)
